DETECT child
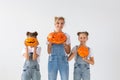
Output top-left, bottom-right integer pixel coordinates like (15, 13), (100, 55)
(21, 31), (41, 80)
(47, 17), (71, 80)
(68, 31), (94, 80)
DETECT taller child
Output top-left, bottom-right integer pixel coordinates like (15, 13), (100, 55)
(47, 17), (71, 80)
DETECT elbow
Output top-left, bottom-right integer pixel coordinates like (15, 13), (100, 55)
(66, 51), (70, 54)
(48, 51), (51, 54)
(66, 49), (71, 54)
(91, 61), (95, 65)
(91, 63), (94, 65)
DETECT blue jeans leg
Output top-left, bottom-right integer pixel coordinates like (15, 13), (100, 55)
(32, 69), (41, 80)
(74, 67), (82, 80)
(21, 69), (31, 80)
(59, 61), (69, 80)
(82, 68), (90, 80)
(48, 61), (58, 80)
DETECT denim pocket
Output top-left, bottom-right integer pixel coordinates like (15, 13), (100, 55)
(74, 63), (78, 69)
(36, 65), (40, 71)
(87, 67), (90, 70)
(23, 68), (27, 72)
(84, 64), (90, 70)
(35, 68), (40, 71)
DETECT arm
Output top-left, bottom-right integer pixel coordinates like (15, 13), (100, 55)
(82, 57), (95, 65)
(47, 42), (52, 54)
(63, 43), (71, 54)
(64, 33), (71, 54)
(68, 52), (75, 61)
(23, 46), (29, 60)
(33, 46), (39, 60)
(68, 46), (77, 61)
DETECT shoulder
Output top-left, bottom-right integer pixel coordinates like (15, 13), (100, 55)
(64, 33), (70, 37)
(87, 46), (94, 57)
(87, 46), (92, 51)
(72, 45), (78, 52)
(37, 46), (41, 50)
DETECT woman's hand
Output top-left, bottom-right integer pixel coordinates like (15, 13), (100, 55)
(48, 42), (53, 47)
(63, 42), (71, 54)
(47, 42), (53, 54)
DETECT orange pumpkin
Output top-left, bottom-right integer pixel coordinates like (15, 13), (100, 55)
(77, 46), (89, 58)
(47, 32), (67, 44)
(24, 37), (39, 47)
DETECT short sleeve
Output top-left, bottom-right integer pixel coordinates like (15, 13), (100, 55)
(65, 33), (71, 45)
(88, 48), (94, 57)
(71, 46), (77, 54)
(21, 47), (26, 56)
(36, 46), (41, 63)
(36, 46), (41, 56)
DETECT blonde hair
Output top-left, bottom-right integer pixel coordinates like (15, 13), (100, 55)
(54, 16), (65, 23)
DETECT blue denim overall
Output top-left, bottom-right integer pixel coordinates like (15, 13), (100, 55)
(48, 44), (69, 80)
(21, 52), (41, 80)
(74, 52), (90, 80)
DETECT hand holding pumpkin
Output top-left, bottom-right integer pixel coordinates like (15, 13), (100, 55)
(82, 57), (87, 61)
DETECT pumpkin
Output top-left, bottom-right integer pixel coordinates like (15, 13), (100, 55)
(47, 32), (67, 44)
(77, 46), (89, 58)
(24, 37), (39, 47)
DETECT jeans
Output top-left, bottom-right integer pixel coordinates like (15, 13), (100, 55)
(21, 52), (41, 80)
(74, 54), (90, 80)
(48, 44), (69, 80)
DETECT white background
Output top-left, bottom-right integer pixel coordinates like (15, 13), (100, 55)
(0, 0), (120, 80)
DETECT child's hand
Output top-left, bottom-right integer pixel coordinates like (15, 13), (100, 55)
(24, 42), (28, 47)
(82, 57), (87, 61)
(37, 41), (39, 45)
(33, 53), (38, 60)
(82, 57), (95, 65)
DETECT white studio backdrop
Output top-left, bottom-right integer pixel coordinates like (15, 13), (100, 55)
(0, 0), (120, 80)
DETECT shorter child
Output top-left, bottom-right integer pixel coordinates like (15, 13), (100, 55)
(21, 31), (41, 80)
(68, 31), (94, 80)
